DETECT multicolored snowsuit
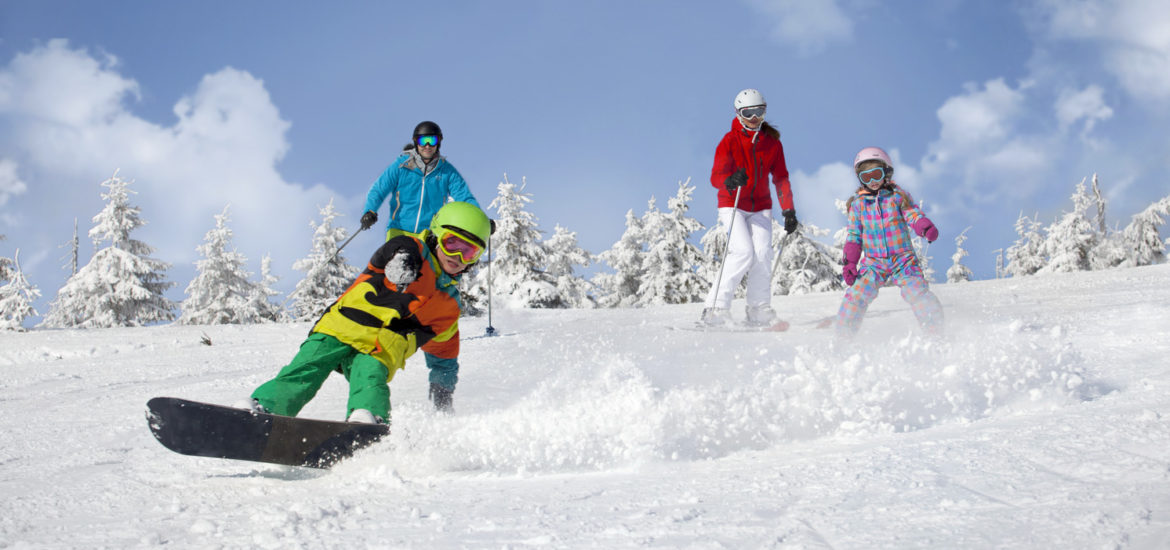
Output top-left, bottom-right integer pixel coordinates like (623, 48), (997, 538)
(251, 233), (464, 420)
(834, 186), (943, 338)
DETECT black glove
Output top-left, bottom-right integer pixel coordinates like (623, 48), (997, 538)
(782, 210), (798, 235)
(723, 168), (747, 192)
(489, 219), (497, 235)
(360, 210), (378, 230)
(429, 383), (453, 413)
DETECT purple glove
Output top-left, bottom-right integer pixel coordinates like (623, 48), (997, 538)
(913, 217), (938, 243)
(842, 241), (861, 286)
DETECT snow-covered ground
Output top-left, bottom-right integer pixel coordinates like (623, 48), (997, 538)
(2, 265), (1169, 549)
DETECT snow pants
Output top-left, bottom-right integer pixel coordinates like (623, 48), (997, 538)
(252, 333), (395, 420)
(834, 253), (943, 339)
(705, 208), (774, 310)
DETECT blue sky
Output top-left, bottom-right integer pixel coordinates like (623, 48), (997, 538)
(2, 1), (1168, 320)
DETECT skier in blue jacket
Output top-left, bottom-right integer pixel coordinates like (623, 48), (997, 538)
(361, 121), (481, 240)
(359, 120), (482, 412)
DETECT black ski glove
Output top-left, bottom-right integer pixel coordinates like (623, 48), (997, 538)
(782, 210), (798, 235)
(360, 210), (378, 230)
(489, 219), (497, 235)
(723, 168), (747, 192)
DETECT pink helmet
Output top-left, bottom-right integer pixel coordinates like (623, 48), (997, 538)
(853, 147), (893, 171)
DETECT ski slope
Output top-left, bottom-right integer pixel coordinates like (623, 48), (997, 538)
(2, 265), (1168, 548)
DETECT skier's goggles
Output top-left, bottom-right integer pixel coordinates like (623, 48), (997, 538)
(438, 230), (484, 264)
(416, 135), (440, 147)
(857, 166), (886, 185)
(737, 106), (766, 120)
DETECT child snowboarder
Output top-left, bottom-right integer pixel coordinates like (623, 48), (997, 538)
(835, 147), (943, 339)
(241, 201), (491, 423)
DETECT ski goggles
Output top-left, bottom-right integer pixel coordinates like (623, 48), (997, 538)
(737, 106), (766, 121)
(437, 229), (484, 264)
(857, 166), (886, 185)
(416, 134), (440, 147)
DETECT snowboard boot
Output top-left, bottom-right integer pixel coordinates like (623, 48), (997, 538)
(347, 408), (385, 424)
(429, 383), (454, 413)
(701, 307), (731, 326)
(745, 304), (778, 327)
(233, 397), (268, 415)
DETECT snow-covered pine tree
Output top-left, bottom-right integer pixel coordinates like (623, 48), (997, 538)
(1039, 178), (1098, 274)
(947, 227), (974, 283)
(40, 170), (176, 328)
(249, 254), (286, 322)
(697, 218), (727, 292)
(179, 205), (268, 325)
(543, 224), (595, 308)
(635, 179), (708, 306)
(1004, 212), (1046, 277)
(0, 250), (40, 331)
(481, 175), (557, 308)
(59, 218), (79, 278)
(0, 233), (10, 284)
(288, 200), (358, 322)
(772, 220), (842, 295)
(1115, 195), (1170, 267)
(1090, 173), (1107, 235)
(594, 209), (645, 308)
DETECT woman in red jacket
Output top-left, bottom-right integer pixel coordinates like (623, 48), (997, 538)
(701, 89), (798, 327)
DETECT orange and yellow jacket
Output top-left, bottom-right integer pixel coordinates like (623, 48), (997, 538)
(311, 232), (462, 378)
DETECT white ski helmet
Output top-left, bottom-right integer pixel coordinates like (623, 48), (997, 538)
(853, 146), (893, 172)
(734, 89), (766, 111)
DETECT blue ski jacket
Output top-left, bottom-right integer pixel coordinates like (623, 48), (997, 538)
(364, 151), (480, 236)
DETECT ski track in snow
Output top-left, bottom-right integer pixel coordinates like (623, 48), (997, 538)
(1, 265), (1169, 548)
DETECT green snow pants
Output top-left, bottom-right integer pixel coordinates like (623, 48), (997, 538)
(251, 333), (392, 420)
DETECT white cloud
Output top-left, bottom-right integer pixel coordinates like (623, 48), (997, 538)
(0, 158), (27, 207)
(744, 0), (853, 55)
(1034, 0), (1170, 102)
(1055, 84), (1113, 136)
(0, 40), (350, 300)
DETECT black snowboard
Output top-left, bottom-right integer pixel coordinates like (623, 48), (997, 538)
(146, 397), (389, 469)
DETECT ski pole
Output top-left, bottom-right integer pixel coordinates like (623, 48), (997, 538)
(708, 184), (744, 309)
(328, 223), (367, 264)
(485, 233), (497, 336)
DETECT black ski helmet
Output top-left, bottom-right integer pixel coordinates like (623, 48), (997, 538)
(412, 121), (443, 146)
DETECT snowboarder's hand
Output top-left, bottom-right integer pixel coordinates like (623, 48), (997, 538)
(360, 210), (378, 230)
(723, 168), (747, 192)
(489, 219), (497, 236)
(384, 247), (421, 288)
(913, 217), (938, 243)
(782, 210), (798, 235)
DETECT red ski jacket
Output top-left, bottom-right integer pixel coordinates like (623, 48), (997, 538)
(710, 118), (793, 213)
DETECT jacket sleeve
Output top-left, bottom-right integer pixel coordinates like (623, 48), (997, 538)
(771, 140), (794, 211)
(364, 164), (398, 214)
(846, 199), (864, 246)
(442, 162), (480, 209)
(710, 135), (736, 191)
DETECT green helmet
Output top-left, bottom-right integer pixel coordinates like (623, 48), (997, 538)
(430, 201), (490, 252)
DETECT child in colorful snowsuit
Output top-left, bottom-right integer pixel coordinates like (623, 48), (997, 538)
(246, 202), (491, 423)
(834, 147), (943, 339)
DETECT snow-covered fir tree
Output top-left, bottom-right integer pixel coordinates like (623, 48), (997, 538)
(0, 250), (40, 331)
(594, 209), (645, 308)
(1113, 195), (1170, 268)
(772, 220), (842, 295)
(1004, 212), (1046, 277)
(248, 254), (286, 322)
(634, 180), (708, 306)
(697, 218), (728, 295)
(0, 233), (10, 284)
(543, 224), (595, 308)
(1040, 178), (1098, 274)
(178, 205), (274, 325)
(288, 200), (358, 322)
(59, 218), (79, 278)
(474, 175), (557, 308)
(947, 227), (974, 283)
(1090, 173), (1107, 235)
(41, 170), (176, 328)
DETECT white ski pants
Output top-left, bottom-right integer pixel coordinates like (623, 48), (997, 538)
(705, 208), (774, 310)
